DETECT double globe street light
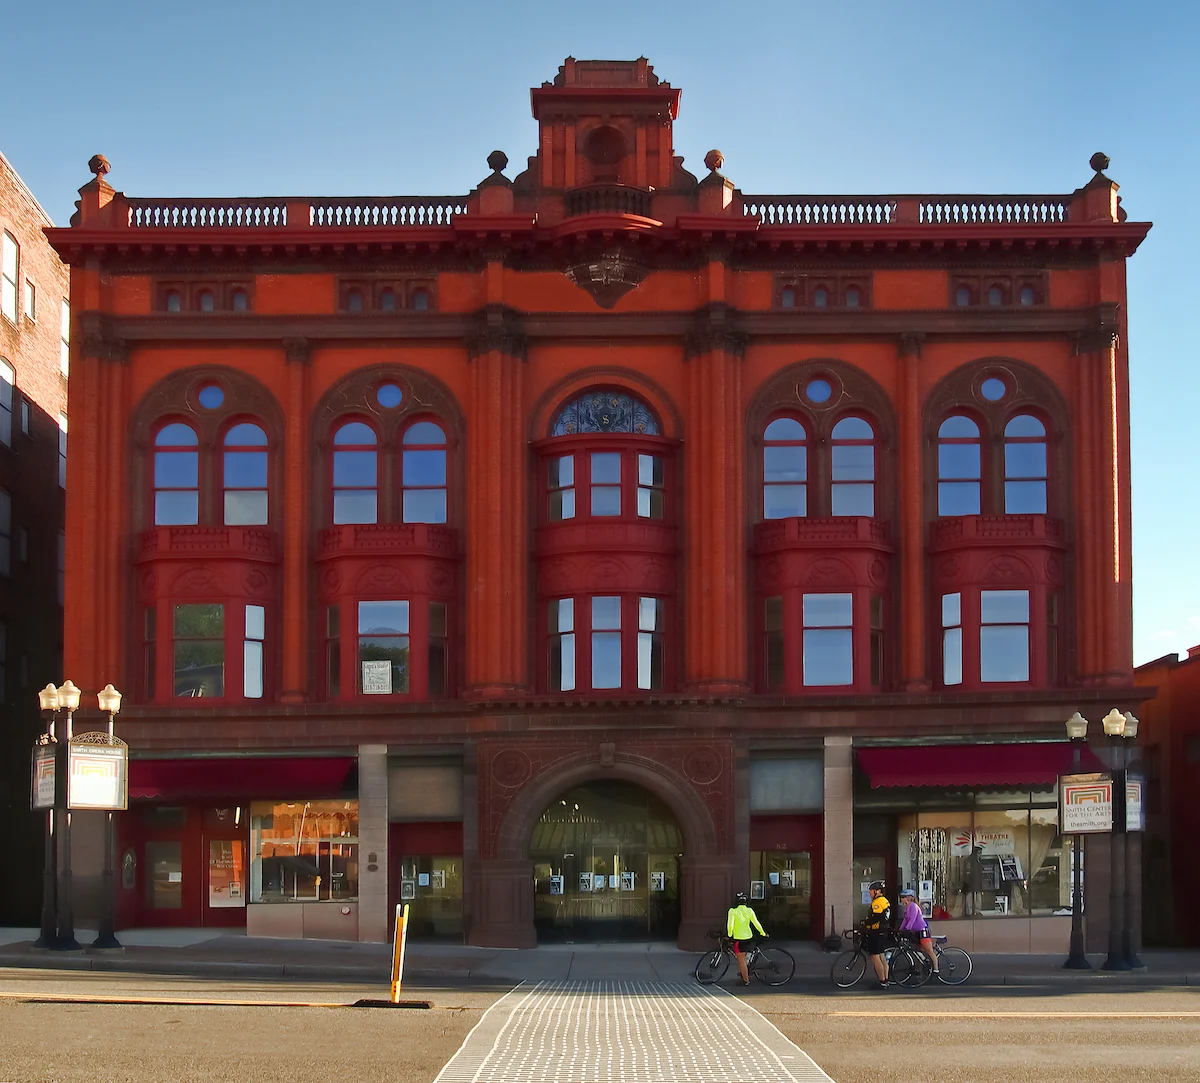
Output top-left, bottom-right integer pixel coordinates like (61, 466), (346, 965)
(35, 680), (123, 952)
(1061, 707), (1140, 972)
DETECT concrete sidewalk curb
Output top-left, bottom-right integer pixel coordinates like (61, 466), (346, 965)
(1, 952), (1196, 988)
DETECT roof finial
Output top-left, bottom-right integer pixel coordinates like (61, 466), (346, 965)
(88, 154), (111, 179)
(487, 150), (509, 175)
(1089, 151), (1111, 174)
(704, 149), (724, 174)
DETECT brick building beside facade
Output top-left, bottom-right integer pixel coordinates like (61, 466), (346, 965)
(0, 151), (69, 925)
(47, 59), (1149, 951)
(1135, 647), (1200, 946)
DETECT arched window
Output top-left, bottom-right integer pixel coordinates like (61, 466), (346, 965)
(332, 421), (378, 524)
(780, 286), (796, 309)
(845, 286), (861, 308)
(763, 417), (807, 519)
(987, 285), (1004, 307)
(937, 415), (981, 516)
(223, 422), (269, 525)
(166, 290), (183, 313)
(813, 287), (828, 308)
(1004, 414), (1048, 513)
(830, 416), (875, 516)
(955, 286), (971, 307)
(379, 288), (396, 312)
(198, 290), (215, 313)
(401, 421), (447, 523)
(154, 423), (200, 525)
(411, 288), (429, 311)
(346, 288), (364, 314)
(231, 289), (249, 312)
(1019, 285), (1036, 306)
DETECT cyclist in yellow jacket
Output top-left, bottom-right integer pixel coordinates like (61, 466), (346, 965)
(727, 891), (767, 986)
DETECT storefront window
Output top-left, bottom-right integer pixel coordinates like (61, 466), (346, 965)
(249, 799), (359, 902)
(398, 856), (463, 938)
(895, 793), (1071, 919)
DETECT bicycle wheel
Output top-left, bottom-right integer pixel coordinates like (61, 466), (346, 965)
(896, 946), (931, 988)
(751, 946), (795, 986)
(936, 946), (973, 985)
(885, 945), (915, 988)
(831, 949), (867, 988)
(695, 949), (731, 984)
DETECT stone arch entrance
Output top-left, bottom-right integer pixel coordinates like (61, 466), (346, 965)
(469, 752), (736, 950)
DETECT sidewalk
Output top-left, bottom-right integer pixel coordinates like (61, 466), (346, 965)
(1, 927), (1197, 988)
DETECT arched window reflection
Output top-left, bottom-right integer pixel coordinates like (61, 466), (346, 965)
(1004, 414), (1047, 513)
(223, 422), (269, 525)
(332, 421), (378, 524)
(830, 416), (875, 516)
(154, 422), (200, 525)
(763, 416), (807, 519)
(401, 421), (447, 524)
(937, 415), (981, 516)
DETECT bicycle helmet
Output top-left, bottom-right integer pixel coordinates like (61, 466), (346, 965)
(733, 891), (749, 904)
(868, 880), (886, 892)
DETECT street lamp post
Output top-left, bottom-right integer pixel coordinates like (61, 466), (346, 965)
(92, 684), (124, 950)
(1062, 711), (1092, 970)
(1122, 712), (1144, 970)
(1101, 708), (1130, 971)
(33, 684), (61, 950)
(52, 679), (82, 952)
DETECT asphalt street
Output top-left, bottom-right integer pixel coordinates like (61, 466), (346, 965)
(1, 969), (1198, 1082)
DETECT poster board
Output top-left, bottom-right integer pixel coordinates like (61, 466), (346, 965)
(1059, 772), (1114, 834)
(67, 737), (128, 811)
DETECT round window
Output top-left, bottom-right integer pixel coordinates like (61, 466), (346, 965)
(197, 384), (225, 409)
(980, 377), (1007, 402)
(376, 383), (403, 409)
(806, 378), (833, 404)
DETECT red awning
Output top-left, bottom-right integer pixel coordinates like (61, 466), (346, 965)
(129, 757), (357, 801)
(856, 743), (1103, 790)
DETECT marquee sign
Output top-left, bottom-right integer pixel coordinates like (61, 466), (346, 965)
(67, 733), (129, 811)
(1059, 772), (1114, 834)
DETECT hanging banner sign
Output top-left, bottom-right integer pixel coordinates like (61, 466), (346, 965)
(68, 737), (128, 811)
(30, 743), (60, 810)
(1059, 772), (1114, 834)
(1125, 774), (1144, 832)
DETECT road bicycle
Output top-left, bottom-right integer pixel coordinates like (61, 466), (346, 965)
(695, 932), (796, 986)
(831, 928), (972, 988)
(890, 934), (973, 987)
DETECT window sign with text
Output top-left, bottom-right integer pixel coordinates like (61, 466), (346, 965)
(1125, 774), (1144, 832)
(1059, 772), (1113, 834)
(361, 660), (392, 695)
(31, 744), (60, 810)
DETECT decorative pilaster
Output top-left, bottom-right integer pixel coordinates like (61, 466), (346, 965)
(683, 304), (748, 691)
(897, 333), (929, 690)
(823, 735), (854, 938)
(1074, 305), (1122, 683)
(281, 339), (311, 702)
(356, 744), (389, 943)
(465, 306), (528, 695)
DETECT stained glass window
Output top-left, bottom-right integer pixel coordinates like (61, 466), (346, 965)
(551, 390), (660, 437)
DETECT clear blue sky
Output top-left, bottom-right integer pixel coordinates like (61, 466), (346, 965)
(5, 0), (1196, 666)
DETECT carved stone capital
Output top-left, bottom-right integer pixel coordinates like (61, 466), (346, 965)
(897, 331), (925, 358)
(78, 313), (127, 363)
(467, 306), (528, 361)
(283, 337), (312, 365)
(1073, 303), (1120, 355)
(684, 304), (747, 360)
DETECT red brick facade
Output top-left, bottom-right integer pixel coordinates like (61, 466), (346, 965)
(0, 151), (69, 924)
(46, 60), (1150, 948)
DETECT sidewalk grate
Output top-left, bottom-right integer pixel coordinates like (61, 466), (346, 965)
(434, 980), (834, 1083)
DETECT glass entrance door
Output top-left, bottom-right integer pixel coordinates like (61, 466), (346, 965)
(531, 780), (682, 941)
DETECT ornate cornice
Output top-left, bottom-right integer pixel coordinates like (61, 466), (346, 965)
(466, 305), (528, 362)
(562, 250), (649, 309)
(79, 312), (128, 363)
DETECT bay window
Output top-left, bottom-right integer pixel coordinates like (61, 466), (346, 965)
(802, 593), (853, 687)
(545, 594), (668, 693)
(980, 589), (1030, 683)
(548, 456), (575, 520)
(590, 453), (621, 515)
(173, 603), (225, 697)
(357, 600), (409, 694)
(938, 589), (1034, 687)
(164, 601), (271, 701)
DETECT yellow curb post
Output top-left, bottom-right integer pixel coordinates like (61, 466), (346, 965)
(390, 903), (409, 1004)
